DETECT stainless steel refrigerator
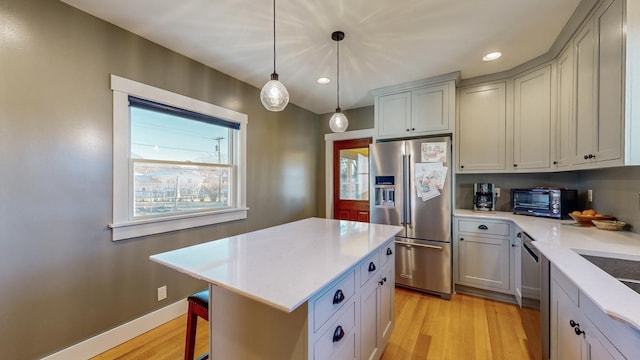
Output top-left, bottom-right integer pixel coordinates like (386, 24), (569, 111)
(369, 136), (452, 299)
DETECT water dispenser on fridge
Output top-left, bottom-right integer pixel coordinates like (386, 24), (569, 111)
(374, 176), (395, 208)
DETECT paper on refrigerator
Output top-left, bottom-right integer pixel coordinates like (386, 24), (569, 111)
(414, 162), (448, 201)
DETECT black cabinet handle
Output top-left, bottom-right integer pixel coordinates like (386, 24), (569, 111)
(584, 154), (589, 160)
(332, 289), (345, 304)
(378, 277), (388, 286)
(553, 161), (558, 165)
(513, 164), (518, 167)
(332, 326), (345, 342)
(460, 237), (464, 241)
(569, 320), (579, 328)
(386, 248), (393, 256)
(406, 128), (410, 132)
(574, 327), (585, 336)
(411, 128), (415, 131)
(478, 225), (488, 230)
(512, 244), (516, 247)
(368, 262), (376, 272)
(461, 165), (464, 169)
(517, 232), (522, 238)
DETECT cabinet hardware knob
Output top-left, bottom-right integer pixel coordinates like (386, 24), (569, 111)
(406, 129), (410, 132)
(386, 248), (393, 256)
(574, 327), (585, 336)
(513, 164), (518, 167)
(333, 289), (345, 304)
(461, 165), (464, 169)
(584, 154), (589, 160)
(332, 325), (345, 342)
(383, 277), (387, 283)
(569, 320), (579, 328)
(368, 262), (377, 272)
(379, 279), (384, 285)
(478, 225), (488, 230)
(411, 128), (415, 131)
(517, 232), (522, 238)
(460, 237), (464, 241)
(512, 244), (516, 247)
(590, 154), (595, 159)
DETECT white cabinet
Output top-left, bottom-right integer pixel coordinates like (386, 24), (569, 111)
(373, 75), (457, 140)
(570, 0), (624, 167)
(454, 218), (513, 294)
(550, 264), (625, 360)
(360, 242), (394, 360)
(456, 82), (508, 172)
(513, 65), (554, 170)
(556, 44), (575, 168)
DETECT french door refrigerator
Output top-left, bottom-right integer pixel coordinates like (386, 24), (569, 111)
(369, 136), (452, 299)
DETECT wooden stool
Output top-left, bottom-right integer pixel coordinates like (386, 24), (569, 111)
(185, 289), (209, 360)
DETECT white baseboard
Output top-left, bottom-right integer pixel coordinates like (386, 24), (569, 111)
(42, 299), (187, 360)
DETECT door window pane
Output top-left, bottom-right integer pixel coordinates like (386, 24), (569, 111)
(339, 148), (369, 200)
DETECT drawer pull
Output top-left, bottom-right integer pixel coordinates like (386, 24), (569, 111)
(478, 224), (488, 230)
(378, 277), (388, 286)
(386, 247), (393, 256)
(332, 325), (345, 342)
(332, 289), (345, 304)
(368, 262), (377, 272)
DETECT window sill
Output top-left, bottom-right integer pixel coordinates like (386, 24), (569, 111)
(109, 208), (248, 241)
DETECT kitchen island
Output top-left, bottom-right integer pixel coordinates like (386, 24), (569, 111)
(150, 217), (402, 360)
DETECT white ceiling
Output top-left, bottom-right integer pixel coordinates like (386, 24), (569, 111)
(61, 0), (581, 114)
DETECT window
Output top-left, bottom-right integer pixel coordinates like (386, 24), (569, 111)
(110, 75), (247, 241)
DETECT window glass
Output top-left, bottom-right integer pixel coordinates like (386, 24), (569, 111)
(339, 148), (369, 200)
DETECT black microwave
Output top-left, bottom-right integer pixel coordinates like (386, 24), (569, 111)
(511, 188), (579, 219)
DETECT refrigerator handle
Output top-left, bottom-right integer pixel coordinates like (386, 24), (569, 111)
(401, 154), (407, 225)
(406, 154), (411, 225)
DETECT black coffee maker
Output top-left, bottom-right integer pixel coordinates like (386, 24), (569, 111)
(473, 183), (495, 211)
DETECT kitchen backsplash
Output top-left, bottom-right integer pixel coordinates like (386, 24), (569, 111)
(455, 167), (640, 234)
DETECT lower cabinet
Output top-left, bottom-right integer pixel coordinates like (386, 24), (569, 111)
(454, 217), (514, 294)
(550, 264), (625, 360)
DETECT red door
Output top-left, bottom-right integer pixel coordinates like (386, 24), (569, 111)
(333, 138), (372, 222)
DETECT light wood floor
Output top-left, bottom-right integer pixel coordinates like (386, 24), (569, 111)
(92, 287), (540, 360)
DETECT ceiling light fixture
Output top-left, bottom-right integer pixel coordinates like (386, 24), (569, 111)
(260, 0), (289, 112)
(317, 77), (331, 84)
(329, 31), (348, 133)
(482, 52), (502, 61)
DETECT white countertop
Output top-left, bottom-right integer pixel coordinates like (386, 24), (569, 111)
(150, 217), (403, 313)
(455, 209), (640, 330)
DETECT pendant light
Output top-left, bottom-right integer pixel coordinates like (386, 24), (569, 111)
(329, 31), (348, 133)
(260, 0), (289, 112)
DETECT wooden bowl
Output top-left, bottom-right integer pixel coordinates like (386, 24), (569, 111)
(568, 213), (613, 226)
(591, 219), (626, 231)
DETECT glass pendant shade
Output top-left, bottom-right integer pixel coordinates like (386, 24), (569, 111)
(329, 110), (349, 133)
(260, 75), (289, 112)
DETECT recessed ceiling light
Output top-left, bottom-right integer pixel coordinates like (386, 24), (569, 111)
(482, 52), (502, 61)
(317, 77), (331, 84)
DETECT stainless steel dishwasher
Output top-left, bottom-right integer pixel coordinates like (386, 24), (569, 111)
(395, 238), (452, 300)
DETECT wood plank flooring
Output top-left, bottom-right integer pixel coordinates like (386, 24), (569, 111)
(92, 287), (540, 360)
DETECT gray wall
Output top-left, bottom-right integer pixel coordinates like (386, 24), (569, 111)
(0, 1), (320, 358)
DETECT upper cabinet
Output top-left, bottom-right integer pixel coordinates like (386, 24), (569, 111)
(372, 73), (458, 140)
(455, 0), (630, 174)
(457, 82), (507, 172)
(513, 65), (554, 170)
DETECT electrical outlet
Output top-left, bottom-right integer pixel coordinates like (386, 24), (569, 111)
(588, 189), (593, 202)
(157, 285), (167, 301)
(495, 188), (501, 198)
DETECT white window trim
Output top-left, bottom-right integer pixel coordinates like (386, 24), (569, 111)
(109, 74), (248, 241)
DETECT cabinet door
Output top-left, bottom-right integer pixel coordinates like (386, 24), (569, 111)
(573, 19), (597, 165)
(457, 235), (511, 292)
(376, 92), (411, 138)
(556, 44), (575, 168)
(513, 65), (553, 169)
(411, 83), (450, 134)
(379, 265), (394, 347)
(551, 279), (582, 360)
(457, 82), (507, 171)
(594, 0), (623, 163)
(583, 318), (625, 360)
(360, 277), (380, 360)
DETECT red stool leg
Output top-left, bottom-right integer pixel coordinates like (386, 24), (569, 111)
(184, 301), (198, 360)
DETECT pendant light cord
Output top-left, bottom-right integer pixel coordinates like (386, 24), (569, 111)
(272, 0), (277, 75)
(336, 39), (340, 110)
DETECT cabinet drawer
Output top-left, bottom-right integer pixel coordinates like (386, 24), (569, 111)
(380, 240), (394, 268)
(313, 302), (356, 360)
(312, 270), (355, 332)
(458, 219), (510, 236)
(360, 251), (381, 286)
